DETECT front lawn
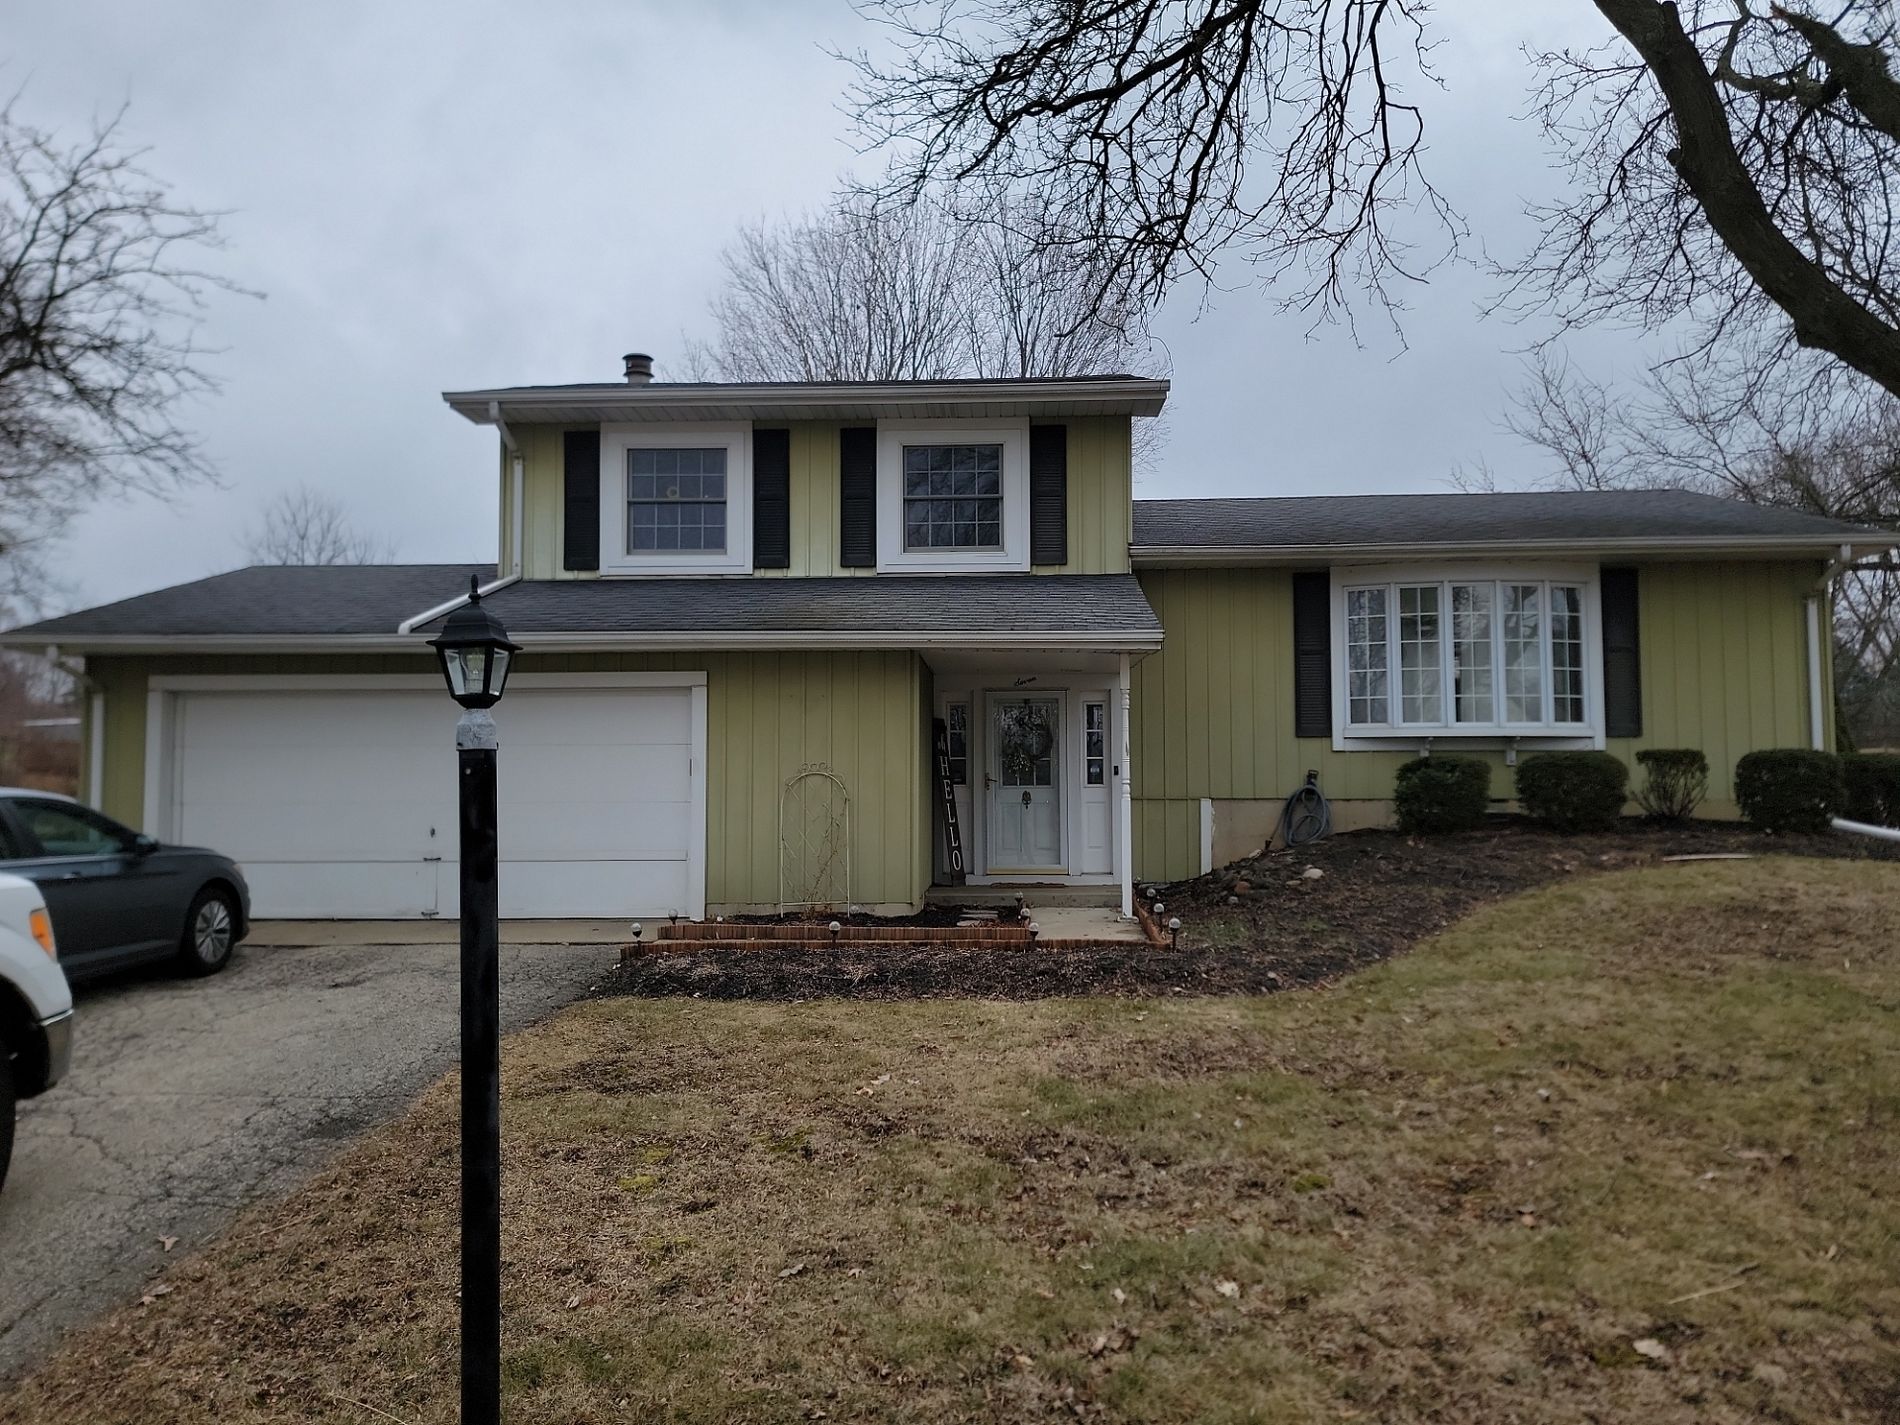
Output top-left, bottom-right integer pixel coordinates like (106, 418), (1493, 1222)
(7, 858), (1898, 1423)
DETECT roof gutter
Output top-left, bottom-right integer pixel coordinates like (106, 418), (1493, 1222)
(0, 627), (1162, 656)
(444, 376), (1171, 422)
(1129, 534), (1896, 565)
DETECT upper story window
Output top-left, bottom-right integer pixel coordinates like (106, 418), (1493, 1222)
(599, 424), (750, 574)
(903, 444), (1002, 550)
(628, 448), (727, 552)
(1334, 564), (1601, 746)
(877, 421), (1029, 572)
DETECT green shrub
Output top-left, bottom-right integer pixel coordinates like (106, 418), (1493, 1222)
(1842, 752), (1900, 827)
(1634, 748), (1709, 821)
(1734, 749), (1844, 833)
(1393, 755), (1492, 835)
(1514, 751), (1630, 833)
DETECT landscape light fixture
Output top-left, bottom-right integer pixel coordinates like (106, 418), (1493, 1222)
(426, 577), (519, 1425)
(428, 576), (520, 710)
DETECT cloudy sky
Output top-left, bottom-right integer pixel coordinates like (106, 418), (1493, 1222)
(14, 0), (1649, 611)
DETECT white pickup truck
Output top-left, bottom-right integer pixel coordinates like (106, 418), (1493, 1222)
(0, 871), (74, 1192)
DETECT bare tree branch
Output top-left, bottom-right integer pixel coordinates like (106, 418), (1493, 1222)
(0, 100), (252, 594)
(845, 1), (1900, 400)
(686, 189), (1169, 462)
(842, 0), (1459, 328)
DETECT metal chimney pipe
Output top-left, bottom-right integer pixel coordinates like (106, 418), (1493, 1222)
(623, 352), (654, 385)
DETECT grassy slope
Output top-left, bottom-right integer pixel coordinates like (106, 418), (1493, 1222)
(6, 858), (1898, 1424)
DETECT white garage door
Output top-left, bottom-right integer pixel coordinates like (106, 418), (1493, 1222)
(167, 682), (701, 919)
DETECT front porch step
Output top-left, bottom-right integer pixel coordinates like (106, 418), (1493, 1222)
(924, 883), (1121, 910)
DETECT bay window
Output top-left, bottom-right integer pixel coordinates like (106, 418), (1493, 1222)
(1334, 567), (1598, 739)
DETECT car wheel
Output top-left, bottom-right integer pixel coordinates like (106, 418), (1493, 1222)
(0, 1036), (15, 1195)
(178, 887), (238, 977)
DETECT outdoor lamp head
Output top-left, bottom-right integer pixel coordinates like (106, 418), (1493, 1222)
(428, 577), (521, 710)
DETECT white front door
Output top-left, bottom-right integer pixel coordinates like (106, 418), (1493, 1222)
(987, 696), (1063, 871)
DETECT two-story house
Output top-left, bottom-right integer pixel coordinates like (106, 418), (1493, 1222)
(4, 355), (1885, 923)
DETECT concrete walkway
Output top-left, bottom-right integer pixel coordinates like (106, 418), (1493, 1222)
(1018, 907), (1148, 943)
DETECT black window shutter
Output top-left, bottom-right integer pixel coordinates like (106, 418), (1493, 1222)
(752, 428), (791, 569)
(839, 426), (877, 567)
(562, 429), (600, 572)
(1030, 424), (1068, 565)
(1601, 566), (1643, 738)
(1291, 570), (1332, 739)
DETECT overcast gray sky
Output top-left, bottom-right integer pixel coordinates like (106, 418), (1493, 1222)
(14, 0), (1648, 610)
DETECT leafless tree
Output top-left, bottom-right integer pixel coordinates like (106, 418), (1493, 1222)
(685, 190), (1166, 458)
(686, 191), (1156, 382)
(686, 199), (973, 383)
(0, 100), (248, 598)
(244, 485), (394, 565)
(846, 1), (1900, 393)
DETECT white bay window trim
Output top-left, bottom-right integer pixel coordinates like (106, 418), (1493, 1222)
(1329, 562), (1605, 751)
(875, 419), (1031, 573)
(598, 423), (752, 575)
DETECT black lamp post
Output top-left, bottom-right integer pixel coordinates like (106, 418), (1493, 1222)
(428, 577), (519, 1425)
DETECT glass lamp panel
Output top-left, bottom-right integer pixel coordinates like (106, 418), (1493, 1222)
(443, 647), (477, 699)
(487, 647), (513, 700)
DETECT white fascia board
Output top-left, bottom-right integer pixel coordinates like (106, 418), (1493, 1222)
(443, 377), (1170, 423)
(1130, 535), (1893, 565)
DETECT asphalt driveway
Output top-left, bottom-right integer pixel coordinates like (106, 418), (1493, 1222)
(0, 931), (617, 1379)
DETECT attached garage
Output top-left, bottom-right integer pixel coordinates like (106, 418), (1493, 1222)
(145, 673), (706, 920)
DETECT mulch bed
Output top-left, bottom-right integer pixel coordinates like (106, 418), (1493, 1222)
(606, 819), (1900, 1003)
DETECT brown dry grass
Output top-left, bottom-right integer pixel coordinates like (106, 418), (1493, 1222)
(7, 857), (1900, 1423)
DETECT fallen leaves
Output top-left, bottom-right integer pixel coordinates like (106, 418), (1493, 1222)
(137, 1283), (173, 1308)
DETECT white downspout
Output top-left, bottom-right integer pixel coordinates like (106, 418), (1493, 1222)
(1806, 543), (1852, 751)
(396, 574), (520, 637)
(491, 400), (524, 579)
(1117, 652), (1134, 919)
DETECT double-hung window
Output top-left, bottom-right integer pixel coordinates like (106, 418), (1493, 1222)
(1336, 568), (1596, 740)
(628, 447), (727, 552)
(599, 424), (751, 574)
(875, 422), (1030, 571)
(903, 444), (1002, 550)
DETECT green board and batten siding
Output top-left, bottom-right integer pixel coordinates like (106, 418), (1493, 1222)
(508, 417), (1132, 580)
(1129, 561), (1830, 881)
(85, 650), (931, 914)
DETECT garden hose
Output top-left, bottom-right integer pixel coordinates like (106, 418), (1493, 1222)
(1277, 770), (1331, 849)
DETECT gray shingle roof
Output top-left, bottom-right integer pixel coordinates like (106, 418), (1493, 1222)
(1, 569), (1160, 644)
(432, 574), (1160, 637)
(4, 564), (491, 640)
(1132, 488), (1889, 550)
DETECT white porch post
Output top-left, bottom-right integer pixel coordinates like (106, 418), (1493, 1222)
(1118, 652), (1134, 918)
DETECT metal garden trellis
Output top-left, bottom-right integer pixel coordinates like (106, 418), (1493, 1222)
(779, 765), (851, 912)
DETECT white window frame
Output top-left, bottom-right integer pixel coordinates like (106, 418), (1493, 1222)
(598, 423), (752, 575)
(1329, 562), (1604, 751)
(876, 420), (1030, 573)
